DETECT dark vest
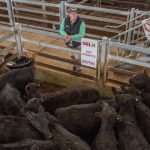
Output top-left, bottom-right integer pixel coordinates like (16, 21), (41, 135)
(64, 16), (83, 48)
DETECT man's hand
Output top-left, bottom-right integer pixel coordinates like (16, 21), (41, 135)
(65, 35), (71, 43)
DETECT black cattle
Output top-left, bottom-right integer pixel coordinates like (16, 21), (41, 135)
(26, 108), (53, 140)
(0, 115), (42, 144)
(24, 98), (53, 140)
(134, 97), (150, 143)
(120, 85), (141, 95)
(115, 94), (150, 150)
(47, 113), (91, 150)
(0, 84), (25, 116)
(0, 62), (35, 93)
(120, 85), (150, 109)
(129, 71), (150, 93)
(141, 92), (150, 108)
(25, 100), (91, 150)
(55, 102), (102, 137)
(92, 102), (121, 150)
(42, 86), (99, 113)
(0, 139), (58, 150)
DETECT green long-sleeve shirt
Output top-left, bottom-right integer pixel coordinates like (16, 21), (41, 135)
(59, 18), (86, 40)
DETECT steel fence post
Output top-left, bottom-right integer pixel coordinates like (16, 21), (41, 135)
(59, 1), (66, 23)
(96, 40), (101, 83)
(127, 8), (136, 44)
(103, 38), (110, 84)
(100, 37), (109, 84)
(15, 23), (24, 58)
(6, 0), (15, 29)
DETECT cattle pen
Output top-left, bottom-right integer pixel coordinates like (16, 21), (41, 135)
(0, 0), (150, 97)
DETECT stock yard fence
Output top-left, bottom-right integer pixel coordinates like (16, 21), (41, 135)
(0, 0), (149, 85)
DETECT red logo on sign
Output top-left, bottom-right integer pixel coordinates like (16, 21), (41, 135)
(83, 42), (95, 47)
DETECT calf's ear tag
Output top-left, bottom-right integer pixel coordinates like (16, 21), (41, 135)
(135, 98), (139, 102)
(116, 115), (122, 122)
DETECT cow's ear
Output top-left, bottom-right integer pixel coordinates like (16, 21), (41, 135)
(31, 144), (39, 150)
(144, 69), (148, 76)
(116, 115), (122, 122)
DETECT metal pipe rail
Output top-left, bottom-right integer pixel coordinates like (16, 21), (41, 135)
(22, 25), (102, 40)
(86, 24), (120, 34)
(110, 41), (150, 55)
(65, 3), (129, 15)
(109, 55), (150, 69)
(80, 14), (124, 24)
(105, 10), (150, 29)
(0, 42), (16, 56)
(12, 0), (59, 8)
(111, 23), (143, 39)
(14, 15), (59, 25)
(13, 7), (60, 17)
(0, 30), (18, 64)
(21, 23), (59, 33)
(0, 21), (10, 25)
(0, 32), (15, 44)
(0, 0), (6, 2)
(0, 7), (8, 10)
(21, 26), (62, 39)
(23, 38), (80, 55)
(0, 25), (11, 30)
(0, 14), (9, 18)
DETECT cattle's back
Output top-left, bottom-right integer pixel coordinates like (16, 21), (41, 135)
(0, 115), (41, 143)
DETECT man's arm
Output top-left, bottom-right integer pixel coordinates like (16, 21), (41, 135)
(59, 19), (67, 37)
(71, 21), (86, 40)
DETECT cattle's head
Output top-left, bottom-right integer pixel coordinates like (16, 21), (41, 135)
(112, 87), (125, 96)
(25, 82), (41, 99)
(120, 85), (142, 96)
(129, 71), (149, 90)
(26, 106), (53, 140)
(24, 98), (42, 113)
(95, 102), (122, 125)
(115, 93), (134, 106)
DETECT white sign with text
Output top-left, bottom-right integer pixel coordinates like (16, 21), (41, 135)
(142, 18), (150, 40)
(81, 38), (98, 68)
